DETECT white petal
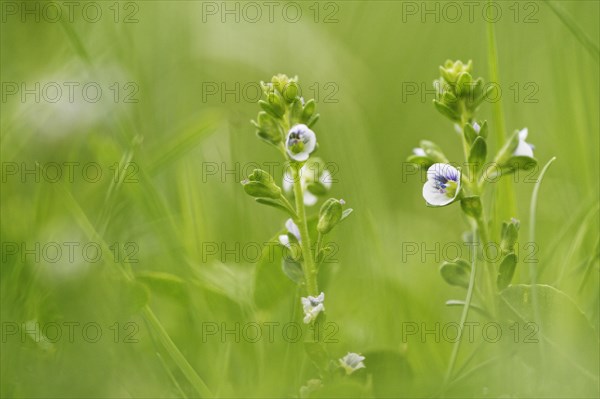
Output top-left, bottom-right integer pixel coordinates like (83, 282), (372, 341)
(315, 292), (325, 302)
(278, 235), (290, 248)
(285, 219), (301, 241)
(304, 191), (318, 206)
(288, 151), (310, 162)
(427, 163), (460, 183)
(518, 128), (528, 140)
(423, 180), (454, 206)
(514, 140), (534, 158)
(413, 147), (426, 157)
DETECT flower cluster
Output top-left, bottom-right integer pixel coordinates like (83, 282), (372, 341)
(241, 74), (362, 390)
(407, 60), (538, 291)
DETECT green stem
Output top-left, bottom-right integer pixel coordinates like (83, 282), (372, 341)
(443, 225), (478, 388)
(487, 3), (517, 226)
(292, 164), (319, 296)
(475, 213), (496, 315)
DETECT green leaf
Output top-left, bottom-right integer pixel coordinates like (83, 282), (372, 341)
(433, 99), (460, 122)
(259, 100), (281, 119)
(478, 120), (489, 139)
(406, 154), (434, 169)
(460, 196), (482, 218)
(496, 252), (517, 290)
(340, 208), (354, 222)
(282, 257), (304, 285)
(468, 136), (487, 171)
(289, 99), (303, 125)
(255, 198), (295, 217)
(463, 123), (478, 145)
(439, 259), (471, 288)
(501, 156), (538, 175)
(302, 99), (316, 121)
(307, 113), (320, 128)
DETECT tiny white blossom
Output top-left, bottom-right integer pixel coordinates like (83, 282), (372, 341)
(283, 160), (332, 206)
(301, 292), (325, 324)
(412, 147), (426, 157)
(286, 124), (317, 162)
(422, 163), (461, 206)
(472, 122), (481, 133)
(278, 218), (301, 247)
(513, 128), (534, 158)
(339, 352), (366, 375)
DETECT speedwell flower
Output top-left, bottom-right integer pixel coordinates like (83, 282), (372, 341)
(339, 352), (366, 375)
(513, 128), (534, 158)
(286, 124), (316, 162)
(423, 163), (461, 206)
(301, 292), (325, 324)
(283, 158), (332, 206)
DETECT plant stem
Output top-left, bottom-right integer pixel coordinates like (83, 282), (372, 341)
(487, 4), (517, 227)
(292, 164), (319, 296)
(443, 225), (478, 389)
(475, 213), (496, 315)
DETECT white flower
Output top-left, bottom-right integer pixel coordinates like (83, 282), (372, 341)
(422, 163), (461, 206)
(283, 159), (332, 206)
(301, 292), (325, 324)
(472, 122), (481, 133)
(412, 147), (426, 157)
(278, 218), (301, 247)
(339, 352), (366, 375)
(513, 128), (534, 158)
(286, 124), (317, 162)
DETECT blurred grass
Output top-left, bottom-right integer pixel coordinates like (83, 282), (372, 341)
(1, 1), (599, 398)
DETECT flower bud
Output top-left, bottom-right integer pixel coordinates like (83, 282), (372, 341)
(241, 169), (281, 199)
(500, 218), (520, 254)
(317, 198), (344, 234)
(419, 140), (449, 163)
(439, 59), (473, 85)
(253, 111), (282, 144)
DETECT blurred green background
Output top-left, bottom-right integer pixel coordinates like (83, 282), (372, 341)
(1, 1), (598, 397)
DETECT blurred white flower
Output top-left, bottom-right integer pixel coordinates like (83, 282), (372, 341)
(423, 163), (461, 206)
(278, 218), (301, 247)
(513, 128), (534, 158)
(412, 147), (426, 157)
(283, 159), (332, 206)
(339, 352), (366, 375)
(301, 292), (325, 324)
(286, 124), (316, 162)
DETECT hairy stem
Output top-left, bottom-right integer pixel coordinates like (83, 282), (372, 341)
(292, 164), (319, 296)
